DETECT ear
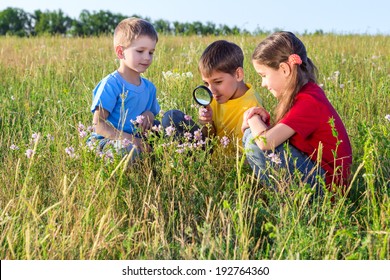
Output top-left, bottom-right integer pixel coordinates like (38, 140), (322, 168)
(115, 45), (125, 59)
(235, 67), (245, 81)
(279, 62), (291, 77)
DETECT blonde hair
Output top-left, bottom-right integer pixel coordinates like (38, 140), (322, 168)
(252, 31), (318, 124)
(113, 17), (158, 48)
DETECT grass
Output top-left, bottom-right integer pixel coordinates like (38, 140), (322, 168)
(0, 34), (389, 260)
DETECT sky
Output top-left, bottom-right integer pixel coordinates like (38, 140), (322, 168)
(0, 0), (389, 35)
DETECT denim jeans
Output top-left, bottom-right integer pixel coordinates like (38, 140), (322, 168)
(243, 128), (325, 194)
(161, 109), (201, 137)
(87, 119), (161, 161)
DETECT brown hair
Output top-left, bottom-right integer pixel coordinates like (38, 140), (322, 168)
(113, 17), (158, 48)
(198, 40), (244, 77)
(252, 31), (318, 124)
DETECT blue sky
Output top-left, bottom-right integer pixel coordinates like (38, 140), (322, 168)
(1, 0), (389, 35)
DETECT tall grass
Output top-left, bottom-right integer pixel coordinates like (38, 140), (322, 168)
(0, 34), (389, 260)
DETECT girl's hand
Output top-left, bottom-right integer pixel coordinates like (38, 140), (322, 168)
(198, 105), (213, 125)
(242, 107), (270, 133)
(244, 107), (270, 125)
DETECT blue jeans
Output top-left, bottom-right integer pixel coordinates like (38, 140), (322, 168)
(243, 128), (325, 194)
(161, 109), (201, 137)
(87, 119), (161, 161)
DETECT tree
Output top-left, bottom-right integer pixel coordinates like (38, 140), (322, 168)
(33, 9), (72, 35)
(70, 10), (127, 36)
(153, 19), (172, 35)
(0, 7), (32, 36)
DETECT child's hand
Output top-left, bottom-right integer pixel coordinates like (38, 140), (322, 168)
(242, 107), (270, 133)
(139, 111), (155, 131)
(244, 107), (270, 125)
(198, 105), (213, 125)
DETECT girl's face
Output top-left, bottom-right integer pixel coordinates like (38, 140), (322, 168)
(252, 60), (288, 99)
(121, 35), (156, 74)
(201, 70), (242, 104)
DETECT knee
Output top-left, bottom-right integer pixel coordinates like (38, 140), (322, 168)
(162, 109), (184, 127)
(243, 128), (258, 153)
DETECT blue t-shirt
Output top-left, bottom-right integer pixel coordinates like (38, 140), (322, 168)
(91, 70), (160, 134)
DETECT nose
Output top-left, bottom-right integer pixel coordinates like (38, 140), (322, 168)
(143, 52), (152, 61)
(207, 85), (215, 94)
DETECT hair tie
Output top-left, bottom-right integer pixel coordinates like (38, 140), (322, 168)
(288, 54), (302, 65)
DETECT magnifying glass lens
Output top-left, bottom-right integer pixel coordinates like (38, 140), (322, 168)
(193, 86), (212, 106)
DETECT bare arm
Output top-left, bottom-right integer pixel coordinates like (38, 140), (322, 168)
(248, 115), (295, 150)
(92, 108), (150, 152)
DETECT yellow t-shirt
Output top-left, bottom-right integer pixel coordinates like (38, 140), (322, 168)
(210, 83), (263, 144)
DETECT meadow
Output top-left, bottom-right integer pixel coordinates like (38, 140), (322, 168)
(0, 34), (389, 260)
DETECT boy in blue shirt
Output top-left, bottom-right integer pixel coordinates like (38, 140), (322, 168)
(90, 17), (160, 159)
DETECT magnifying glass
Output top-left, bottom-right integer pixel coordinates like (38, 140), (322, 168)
(193, 85), (213, 106)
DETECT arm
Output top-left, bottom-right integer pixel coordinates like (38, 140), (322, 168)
(198, 105), (216, 137)
(241, 106), (270, 133)
(247, 115), (295, 150)
(93, 108), (150, 152)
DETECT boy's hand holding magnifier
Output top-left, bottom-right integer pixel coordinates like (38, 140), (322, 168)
(193, 85), (214, 126)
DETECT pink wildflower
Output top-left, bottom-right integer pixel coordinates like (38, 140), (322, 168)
(184, 132), (192, 141)
(220, 136), (230, 148)
(32, 133), (40, 143)
(10, 144), (19, 150)
(65, 147), (75, 158)
(79, 130), (88, 138)
(165, 125), (176, 137)
(268, 152), (282, 165)
(25, 149), (34, 158)
(193, 129), (202, 141)
(136, 115), (145, 124)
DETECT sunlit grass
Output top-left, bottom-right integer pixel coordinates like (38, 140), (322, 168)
(0, 34), (389, 260)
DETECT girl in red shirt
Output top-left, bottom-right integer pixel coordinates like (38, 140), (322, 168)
(242, 31), (352, 194)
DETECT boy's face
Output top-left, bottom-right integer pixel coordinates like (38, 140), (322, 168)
(121, 35), (156, 74)
(201, 70), (242, 104)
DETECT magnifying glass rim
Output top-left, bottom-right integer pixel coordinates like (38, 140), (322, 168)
(193, 85), (213, 106)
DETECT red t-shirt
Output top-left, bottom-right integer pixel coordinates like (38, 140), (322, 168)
(280, 82), (352, 189)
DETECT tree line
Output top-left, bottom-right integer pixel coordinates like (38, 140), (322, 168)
(0, 7), (269, 37)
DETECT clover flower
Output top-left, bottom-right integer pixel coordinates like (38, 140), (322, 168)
(78, 122), (86, 131)
(268, 152), (282, 165)
(136, 115), (145, 124)
(184, 132), (192, 141)
(385, 115), (390, 122)
(32, 133), (40, 143)
(152, 124), (164, 133)
(65, 147), (75, 158)
(79, 130), (88, 138)
(165, 125), (176, 136)
(220, 136), (230, 148)
(25, 149), (34, 159)
(193, 129), (202, 141)
(10, 144), (19, 150)
(184, 114), (192, 121)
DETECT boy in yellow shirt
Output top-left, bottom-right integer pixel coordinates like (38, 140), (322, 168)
(162, 40), (264, 149)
